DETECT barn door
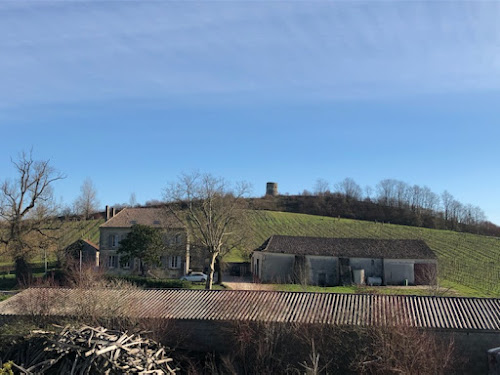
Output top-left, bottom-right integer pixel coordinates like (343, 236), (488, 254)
(339, 257), (352, 285)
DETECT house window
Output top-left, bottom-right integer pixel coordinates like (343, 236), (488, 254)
(175, 234), (182, 244)
(169, 256), (181, 269)
(109, 234), (118, 248)
(108, 255), (119, 269)
(153, 220), (160, 225)
(121, 257), (130, 269)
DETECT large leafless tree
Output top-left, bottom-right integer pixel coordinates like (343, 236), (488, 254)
(0, 150), (65, 281)
(164, 172), (251, 289)
(334, 177), (362, 200)
(73, 177), (100, 219)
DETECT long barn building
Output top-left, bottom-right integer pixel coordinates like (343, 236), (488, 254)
(252, 235), (438, 286)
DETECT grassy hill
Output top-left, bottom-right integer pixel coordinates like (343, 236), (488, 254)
(0, 219), (104, 266)
(2, 211), (498, 297)
(238, 210), (500, 297)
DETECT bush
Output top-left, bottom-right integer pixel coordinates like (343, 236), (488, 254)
(0, 276), (17, 291)
(107, 275), (189, 289)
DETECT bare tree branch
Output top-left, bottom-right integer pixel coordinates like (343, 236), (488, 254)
(163, 172), (251, 289)
(0, 150), (65, 280)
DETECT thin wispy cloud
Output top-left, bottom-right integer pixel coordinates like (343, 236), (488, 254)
(1, 2), (500, 108)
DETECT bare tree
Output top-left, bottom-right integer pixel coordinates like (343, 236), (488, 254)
(394, 180), (409, 208)
(73, 177), (100, 219)
(0, 150), (65, 281)
(313, 178), (330, 196)
(129, 192), (138, 207)
(164, 172), (251, 289)
(334, 177), (362, 200)
(376, 179), (397, 205)
(364, 185), (373, 201)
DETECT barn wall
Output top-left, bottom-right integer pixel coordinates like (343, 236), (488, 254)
(384, 259), (415, 285)
(160, 320), (499, 374)
(349, 258), (383, 280)
(441, 330), (500, 374)
(259, 253), (295, 283)
(0, 314), (496, 374)
(306, 255), (338, 286)
(383, 258), (438, 285)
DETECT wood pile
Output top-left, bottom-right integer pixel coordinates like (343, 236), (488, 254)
(4, 325), (178, 374)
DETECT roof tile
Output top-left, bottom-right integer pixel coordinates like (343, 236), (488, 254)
(258, 235), (436, 259)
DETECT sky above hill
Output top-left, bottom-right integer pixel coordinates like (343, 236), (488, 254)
(1, 2), (500, 224)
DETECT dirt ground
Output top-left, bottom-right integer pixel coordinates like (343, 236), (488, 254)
(222, 276), (276, 291)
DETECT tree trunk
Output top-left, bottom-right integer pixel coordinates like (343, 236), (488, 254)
(205, 252), (218, 290)
(216, 256), (223, 284)
(140, 260), (145, 277)
(15, 256), (32, 286)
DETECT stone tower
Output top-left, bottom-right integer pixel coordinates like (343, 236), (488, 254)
(266, 182), (278, 196)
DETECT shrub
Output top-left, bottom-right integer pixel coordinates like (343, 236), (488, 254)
(107, 275), (188, 289)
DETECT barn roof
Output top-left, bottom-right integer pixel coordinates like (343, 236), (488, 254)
(0, 288), (498, 332)
(100, 207), (184, 229)
(82, 239), (99, 250)
(64, 239), (99, 252)
(256, 235), (437, 259)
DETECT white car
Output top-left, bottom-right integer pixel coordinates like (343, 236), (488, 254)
(180, 272), (208, 282)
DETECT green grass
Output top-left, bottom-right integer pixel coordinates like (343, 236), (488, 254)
(108, 275), (226, 290)
(0, 219), (104, 267)
(270, 284), (461, 296)
(223, 249), (246, 263)
(238, 210), (500, 297)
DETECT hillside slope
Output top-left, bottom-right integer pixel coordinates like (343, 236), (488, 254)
(245, 210), (500, 297)
(0, 219), (104, 265)
(4, 212), (498, 297)
(56, 219), (104, 248)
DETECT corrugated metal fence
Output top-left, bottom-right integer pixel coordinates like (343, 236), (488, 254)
(0, 288), (499, 332)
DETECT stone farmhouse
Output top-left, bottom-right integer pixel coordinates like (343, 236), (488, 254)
(252, 235), (438, 286)
(99, 207), (191, 278)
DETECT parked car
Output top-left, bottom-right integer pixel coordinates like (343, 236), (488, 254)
(180, 272), (208, 282)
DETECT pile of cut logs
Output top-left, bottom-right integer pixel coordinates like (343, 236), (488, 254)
(7, 325), (178, 374)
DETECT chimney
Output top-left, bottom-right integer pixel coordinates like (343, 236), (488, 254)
(105, 205), (116, 221)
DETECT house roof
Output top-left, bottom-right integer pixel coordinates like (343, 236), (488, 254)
(99, 207), (184, 229)
(82, 239), (99, 250)
(0, 288), (499, 332)
(256, 235), (437, 259)
(64, 239), (99, 252)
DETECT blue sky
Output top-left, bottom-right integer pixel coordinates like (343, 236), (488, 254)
(1, 1), (500, 224)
